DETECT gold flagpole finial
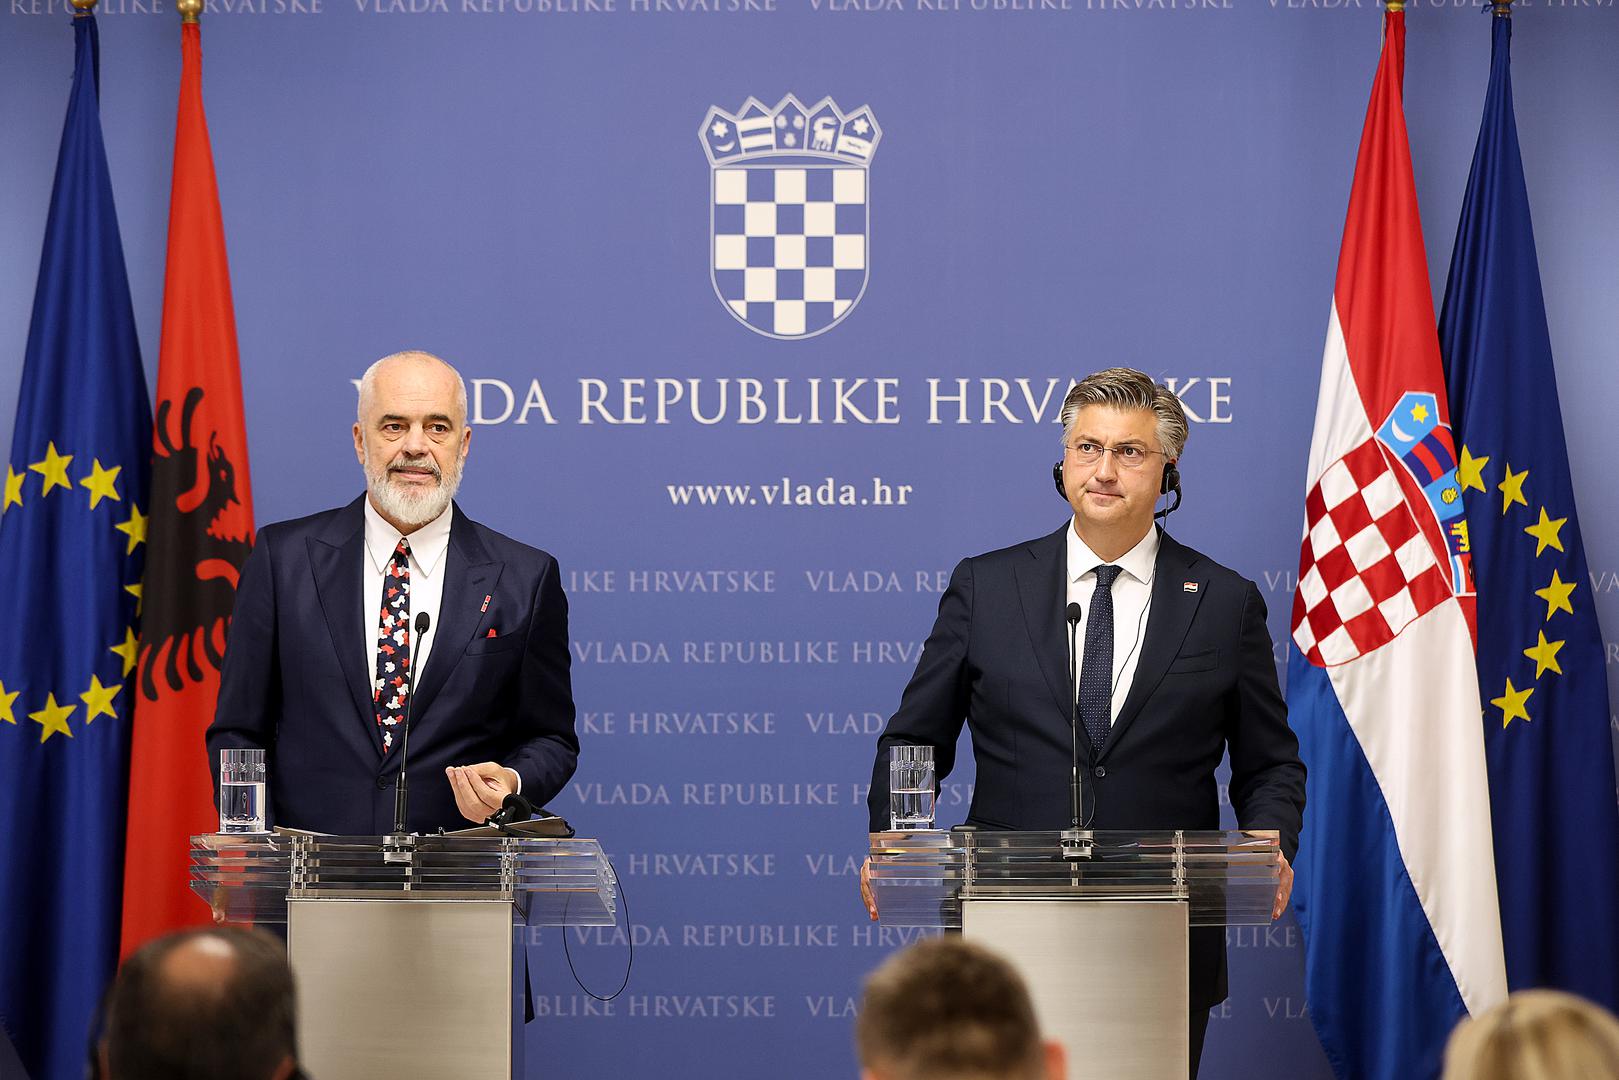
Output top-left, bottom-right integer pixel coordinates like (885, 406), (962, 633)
(1492, 0), (1513, 16)
(1384, 0), (1405, 11)
(177, 0), (202, 21)
(70, 0), (97, 15)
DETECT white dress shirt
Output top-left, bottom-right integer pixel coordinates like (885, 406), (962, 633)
(362, 498), (520, 794)
(1065, 523), (1160, 725)
(363, 497), (452, 694)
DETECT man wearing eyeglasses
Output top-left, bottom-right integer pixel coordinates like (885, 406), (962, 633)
(861, 367), (1306, 1078)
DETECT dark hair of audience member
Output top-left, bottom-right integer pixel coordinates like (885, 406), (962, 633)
(856, 937), (1047, 1080)
(101, 927), (298, 1080)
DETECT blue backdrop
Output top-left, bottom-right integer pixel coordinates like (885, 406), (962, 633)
(2, 4), (1616, 1077)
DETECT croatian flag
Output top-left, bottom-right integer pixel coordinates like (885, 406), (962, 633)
(1288, 10), (1508, 1079)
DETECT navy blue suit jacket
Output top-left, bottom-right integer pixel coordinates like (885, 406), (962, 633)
(207, 497), (579, 835)
(867, 525), (1306, 1008)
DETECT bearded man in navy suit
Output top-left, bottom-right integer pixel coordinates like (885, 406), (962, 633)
(207, 350), (577, 834)
(860, 368), (1305, 1077)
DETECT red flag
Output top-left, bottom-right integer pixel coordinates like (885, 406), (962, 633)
(121, 19), (255, 954)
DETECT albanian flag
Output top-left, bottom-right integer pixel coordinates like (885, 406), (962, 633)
(121, 18), (256, 953)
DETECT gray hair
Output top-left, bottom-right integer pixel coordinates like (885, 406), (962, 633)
(356, 350), (469, 425)
(1058, 367), (1189, 461)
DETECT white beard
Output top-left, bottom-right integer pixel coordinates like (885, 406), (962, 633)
(365, 448), (461, 527)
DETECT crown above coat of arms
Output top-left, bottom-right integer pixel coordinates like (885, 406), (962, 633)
(700, 95), (881, 168)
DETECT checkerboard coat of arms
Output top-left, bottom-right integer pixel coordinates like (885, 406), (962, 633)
(700, 96), (880, 339)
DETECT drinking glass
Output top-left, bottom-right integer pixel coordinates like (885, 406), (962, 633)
(888, 745), (936, 830)
(218, 748), (267, 834)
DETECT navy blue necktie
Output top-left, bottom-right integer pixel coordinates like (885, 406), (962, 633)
(1078, 564), (1122, 752)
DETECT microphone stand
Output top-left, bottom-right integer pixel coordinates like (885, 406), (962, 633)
(1063, 603), (1089, 862)
(392, 610), (432, 836)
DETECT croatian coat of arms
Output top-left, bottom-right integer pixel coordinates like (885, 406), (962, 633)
(699, 95), (881, 339)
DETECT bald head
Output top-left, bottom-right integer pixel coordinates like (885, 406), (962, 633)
(356, 350), (468, 426)
(155, 932), (242, 998)
(102, 928), (298, 1080)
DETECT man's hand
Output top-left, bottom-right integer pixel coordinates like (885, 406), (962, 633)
(1248, 829), (1294, 920)
(860, 857), (878, 921)
(1274, 850), (1294, 921)
(447, 762), (518, 824)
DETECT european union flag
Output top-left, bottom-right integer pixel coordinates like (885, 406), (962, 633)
(1440, 15), (1619, 1011)
(0, 16), (152, 1079)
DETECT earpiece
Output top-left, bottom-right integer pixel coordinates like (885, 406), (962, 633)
(1052, 462), (1066, 499)
(1161, 461), (1180, 496)
(1155, 460), (1183, 520)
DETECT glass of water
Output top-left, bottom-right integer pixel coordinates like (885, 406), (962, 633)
(889, 744), (936, 831)
(218, 748), (267, 833)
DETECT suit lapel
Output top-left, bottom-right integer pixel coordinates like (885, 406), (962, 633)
(1103, 531), (1205, 760)
(1013, 526), (1079, 740)
(308, 498), (384, 755)
(408, 506), (502, 725)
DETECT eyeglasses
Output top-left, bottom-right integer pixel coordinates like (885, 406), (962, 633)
(1064, 442), (1166, 469)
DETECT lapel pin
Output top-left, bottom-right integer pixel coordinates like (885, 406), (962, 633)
(1183, 581), (1199, 593)
(480, 594), (491, 612)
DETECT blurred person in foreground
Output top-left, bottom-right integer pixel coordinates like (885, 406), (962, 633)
(855, 937), (1065, 1080)
(1442, 989), (1619, 1080)
(98, 927), (301, 1080)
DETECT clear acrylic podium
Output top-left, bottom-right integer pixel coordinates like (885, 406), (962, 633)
(191, 832), (616, 1080)
(868, 829), (1281, 1080)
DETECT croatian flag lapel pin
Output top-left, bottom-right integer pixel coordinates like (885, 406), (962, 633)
(1183, 581), (1199, 593)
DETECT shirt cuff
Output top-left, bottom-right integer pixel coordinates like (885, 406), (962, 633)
(504, 767), (521, 796)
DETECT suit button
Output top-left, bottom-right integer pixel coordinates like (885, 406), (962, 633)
(376, 776), (389, 790)
(1093, 766), (1106, 778)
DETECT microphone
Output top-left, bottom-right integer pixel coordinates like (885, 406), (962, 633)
(485, 792), (536, 830)
(1065, 602), (1084, 831)
(392, 610), (431, 835)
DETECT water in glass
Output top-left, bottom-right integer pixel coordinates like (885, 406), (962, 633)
(219, 780), (266, 833)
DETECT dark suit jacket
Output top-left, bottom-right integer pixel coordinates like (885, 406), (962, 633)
(207, 497), (578, 835)
(867, 525), (1306, 1008)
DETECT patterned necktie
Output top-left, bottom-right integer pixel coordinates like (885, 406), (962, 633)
(1078, 564), (1123, 752)
(374, 538), (411, 754)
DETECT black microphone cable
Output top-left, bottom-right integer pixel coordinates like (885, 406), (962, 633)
(561, 854), (633, 1002)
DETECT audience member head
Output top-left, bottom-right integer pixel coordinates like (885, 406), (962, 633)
(1442, 988), (1619, 1080)
(100, 927), (299, 1080)
(855, 937), (1065, 1080)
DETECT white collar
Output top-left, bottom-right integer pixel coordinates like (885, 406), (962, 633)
(363, 496), (453, 578)
(1066, 522), (1160, 586)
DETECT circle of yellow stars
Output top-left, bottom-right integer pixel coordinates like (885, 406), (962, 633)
(1, 441), (143, 744)
(1454, 445), (1574, 730)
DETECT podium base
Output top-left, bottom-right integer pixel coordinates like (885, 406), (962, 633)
(289, 898), (523, 1080)
(963, 898), (1189, 1080)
